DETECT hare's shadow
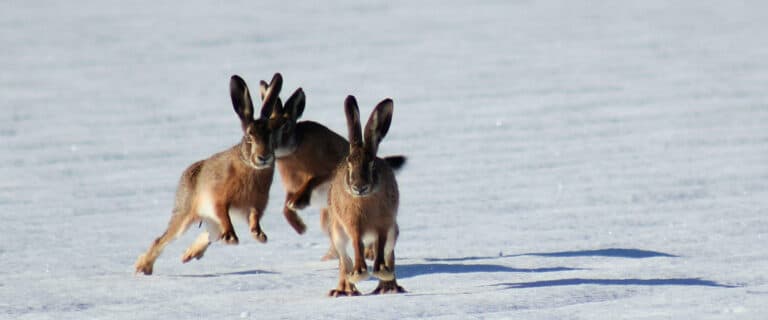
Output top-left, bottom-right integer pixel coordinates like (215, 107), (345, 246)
(396, 263), (579, 279)
(424, 248), (677, 263)
(413, 248), (735, 288)
(173, 269), (277, 278)
(494, 278), (736, 289)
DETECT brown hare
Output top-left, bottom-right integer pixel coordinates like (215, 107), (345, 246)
(326, 95), (405, 296)
(134, 73), (283, 275)
(256, 80), (405, 262)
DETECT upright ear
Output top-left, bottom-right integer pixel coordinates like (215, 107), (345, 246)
(363, 98), (393, 156)
(259, 73), (283, 119)
(230, 75), (254, 128)
(259, 80), (269, 101)
(284, 88), (306, 120)
(344, 95), (362, 147)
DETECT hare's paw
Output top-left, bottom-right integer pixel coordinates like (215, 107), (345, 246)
(328, 289), (361, 297)
(321, 247), (338, 261)
(181, 247), (206, 263)
(372, 266), (395, 281)
(220, 231), (239, 245)
(282, 206), (307, 234)
(287, 192), (311, 211)
(134, 254), (154, 275)
(328, 281), (361, 297)
(250, 229), (268, 243)
(371, 280), (406, 295)
(347, 269), (370, 284)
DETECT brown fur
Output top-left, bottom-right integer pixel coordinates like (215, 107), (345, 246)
(134, 74), (283, 275)
(276, 121), (348, 234)
(260, 79), (405, 263)
(326, 96), (405, 296)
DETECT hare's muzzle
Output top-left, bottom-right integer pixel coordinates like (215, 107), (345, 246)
(253, 154), (274, 169)
(349, 184), (371, 197)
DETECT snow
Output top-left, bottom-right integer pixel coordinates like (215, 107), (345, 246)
(2, 0), (767, 318)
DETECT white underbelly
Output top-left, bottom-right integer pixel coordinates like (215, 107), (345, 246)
(309, 181), (331, 208)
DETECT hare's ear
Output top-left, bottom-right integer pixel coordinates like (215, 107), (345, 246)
(284, 88), (306, 120)
(344, 95), (362, 147)
(259, 73), (283, 119)
(363, 98), (393, 156)
(259, 80), (269, 101)
(230, 75), (255, 128)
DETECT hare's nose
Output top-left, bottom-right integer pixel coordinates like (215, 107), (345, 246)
(352, 185), (368, 194)
(257, 155), (270, 162)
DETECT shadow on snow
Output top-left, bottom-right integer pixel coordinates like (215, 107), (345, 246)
(424, 248), (677, 262)
(494, 278), (736, 289)
(172, 269), (278, 278)
(396, 263), (579, 279)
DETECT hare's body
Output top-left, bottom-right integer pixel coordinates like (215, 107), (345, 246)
(275, 121), (348, 234)
(135, 74), (283, 275)
(259, 79), (405, 263)
(326, 96), (405, 296)
(328, 157), (399, 285)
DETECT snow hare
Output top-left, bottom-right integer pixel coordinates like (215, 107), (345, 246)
(326, 95), (405, 296)
(257, 79), (405, 262)
(134, 74), (283, 275)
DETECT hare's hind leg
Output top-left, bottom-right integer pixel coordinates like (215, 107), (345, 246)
(328, 221), (360, 297)
(135, 212), (197, 275)
(181, 231), (210, 263)
(371, 225), (405, 294)
(320, 208), (339, 261)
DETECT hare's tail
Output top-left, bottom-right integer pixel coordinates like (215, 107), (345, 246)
(383, 155), (406, 171)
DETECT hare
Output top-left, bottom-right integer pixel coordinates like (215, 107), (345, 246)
(256, 79), (405, 262)
(258, 82), (348, 236)
(134, 73), (283, 275)
(326, 95), (405, 296)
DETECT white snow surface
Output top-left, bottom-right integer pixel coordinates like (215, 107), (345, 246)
(2, 0), (767, 319)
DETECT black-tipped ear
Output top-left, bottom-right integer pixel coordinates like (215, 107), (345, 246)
(284, 88), (306, 120)
(344, 95), (362, 147)
(259, 73), (283, 119)
(363, 98), (393, 155)
(230, 75), (254, 127)
(259, 80), (269, 101)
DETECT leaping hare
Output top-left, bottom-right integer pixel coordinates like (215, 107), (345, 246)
(257, 79), (405, 262)
(326, 95), (405, 296)
(134, 73), (283, 275)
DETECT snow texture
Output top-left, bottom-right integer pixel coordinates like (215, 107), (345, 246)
(1, 0), (767, 319)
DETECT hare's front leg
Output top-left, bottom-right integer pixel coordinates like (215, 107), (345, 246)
(282, 193), (307, 234)
(320, 207), (339, 261)
(213, 202), (238, 244)
(372, 225), (405, 294)
(371, 232), (393, 280)
(286, 176), (322, 211)
(328, 222), (360, 297)
(248, 207), (267, 243)
(347, 226), (369, 283)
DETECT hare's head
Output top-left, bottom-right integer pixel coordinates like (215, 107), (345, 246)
(230, 73), (283, 169)
(343, 95), (393, 197)
(259, 80), (305, 156)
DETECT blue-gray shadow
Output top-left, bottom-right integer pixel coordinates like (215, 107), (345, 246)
(425, 248), (677, 262)
(494, 278), (736, 289)
(396, 263), (580, 279)
(173, 269), (277, 278)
